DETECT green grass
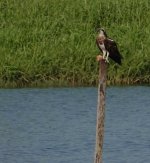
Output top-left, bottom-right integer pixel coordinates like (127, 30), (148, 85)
(0, 0), (150, 87)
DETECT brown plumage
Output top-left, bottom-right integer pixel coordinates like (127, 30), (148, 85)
(96, 29), (123, 65)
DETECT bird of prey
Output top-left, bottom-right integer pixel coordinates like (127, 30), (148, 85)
(96, 28), (123, 65)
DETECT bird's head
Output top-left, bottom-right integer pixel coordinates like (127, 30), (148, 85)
(97, 28), (108, 37)
(96, 28), (108, 44)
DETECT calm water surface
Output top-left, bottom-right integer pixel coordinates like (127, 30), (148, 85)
(0, 86), (150, 163)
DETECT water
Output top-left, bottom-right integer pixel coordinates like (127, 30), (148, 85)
(0, 86), (150, 163)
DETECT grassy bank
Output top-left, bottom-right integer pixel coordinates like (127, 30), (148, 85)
(0, 0), (150, 87)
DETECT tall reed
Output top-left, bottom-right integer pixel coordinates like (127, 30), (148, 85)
(0, 0), (150, 87)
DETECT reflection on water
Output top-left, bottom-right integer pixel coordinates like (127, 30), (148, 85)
(0, 86), (150, 163)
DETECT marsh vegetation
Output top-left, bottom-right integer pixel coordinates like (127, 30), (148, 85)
(1, 0), (150, 87)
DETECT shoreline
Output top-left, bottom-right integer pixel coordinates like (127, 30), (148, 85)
(0, 78), (149, 89)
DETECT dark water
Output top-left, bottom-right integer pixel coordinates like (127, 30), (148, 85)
(0, 86), (150, 163)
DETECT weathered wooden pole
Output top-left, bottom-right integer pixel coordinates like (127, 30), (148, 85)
(94, 59), (107, 163)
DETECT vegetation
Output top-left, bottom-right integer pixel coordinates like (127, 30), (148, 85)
(0, 0), (150, 87)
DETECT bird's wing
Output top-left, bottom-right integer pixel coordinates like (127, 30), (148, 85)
(105, 39), (117, 51)
(106, 39), (123, 58)
(105, 39), (123, 65)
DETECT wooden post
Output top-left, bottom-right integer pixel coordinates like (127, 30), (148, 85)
(94, 60), (107, 163)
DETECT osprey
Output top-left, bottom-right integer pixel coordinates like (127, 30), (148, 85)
(96, 28), (123, 65)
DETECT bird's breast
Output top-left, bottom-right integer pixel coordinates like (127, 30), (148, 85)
(99, 43), (108, 54)
(99, 43), (106, 51)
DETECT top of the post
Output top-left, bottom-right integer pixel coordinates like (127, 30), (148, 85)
(96, 55), (107, 64)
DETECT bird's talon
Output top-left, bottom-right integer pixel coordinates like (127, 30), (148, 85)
(105, 59), (109, 63)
